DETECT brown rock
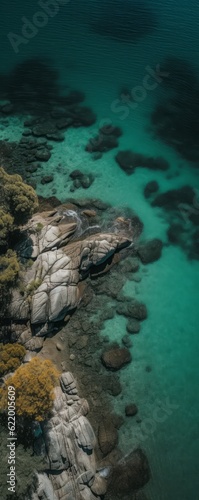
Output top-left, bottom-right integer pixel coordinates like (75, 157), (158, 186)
(98, 420), (118, 455)
(82, 209), (97, 217)
(137, 238), (163, 264)
(91, 475), (107, 496)
(101, 346), (132, 371)
(107, 448), (150, 495)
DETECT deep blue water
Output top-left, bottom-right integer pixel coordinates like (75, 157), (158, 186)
(0, 1), (199, 499)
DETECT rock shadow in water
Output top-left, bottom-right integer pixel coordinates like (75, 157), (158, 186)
(90, 0), (157, 43)
(151, 57), (199, 163)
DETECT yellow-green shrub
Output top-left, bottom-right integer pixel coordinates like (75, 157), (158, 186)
(0, 250), (19, 289)
(0, 357), (60, 421)
(0, 209), (14, 247)
(0, 167), (38, 224)
(0, 343), (26, 376)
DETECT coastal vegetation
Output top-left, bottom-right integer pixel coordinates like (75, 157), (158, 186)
(0, 167), (38, 307)
(0, 357), (59, 421)
(0, 166), (38, 226)
(0, 343), (26, 376)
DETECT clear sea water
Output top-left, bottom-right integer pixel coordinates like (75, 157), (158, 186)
(1, 1), (199, 499)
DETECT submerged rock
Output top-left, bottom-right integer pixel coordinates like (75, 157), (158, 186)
(152, 185), (195, 210)
(98, 419), (118, 455)
(126, 319), (141, 334)
(41, 175), (53, 184)
(137, 238), (163, 264)
(144, 180), (159, 199)
(107, 448), (150, 495)
(115, 150), (169, 174)
(127, 301), (147, 320)
(101, 346), (132, 371)
(117, 300), (147, 321)
(90, 0), (157, 43)
(125, 403), (138, 417)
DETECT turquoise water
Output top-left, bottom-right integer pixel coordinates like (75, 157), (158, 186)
(1, 1), (199, 498)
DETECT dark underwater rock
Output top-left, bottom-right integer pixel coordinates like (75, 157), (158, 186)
(151, 57), (199, 162)
(32, 121), (57, 137)
(86, 124), (122, 153)
(117, 300), (147, 321)
(107, 448), (150, 495)
(35, 149), (51, 162)
(125, 403), (138, 417)
(126, 319), (140, 334)
(80, 175), (94, 189)
(98, 419), (118, 456)
(137, 238), (163, 264)
(152, 186), (195, 210)
(101, 345), (132, 371)
(90, 0), (157, 43)
(167, 223), (184, 245)
(70, 170), (94, 190)
(127, 301), (147, 320)
(122, 334), (132, 348)
(69, 169), (83, 180)
(41, 175), (53, 184)
(86, 134), (119, 153)
(115, 150), (169, 174)
(144, 180), (159, 199)
(72, 106), (96, 126)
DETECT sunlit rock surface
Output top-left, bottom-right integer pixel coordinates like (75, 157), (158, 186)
(31, 372), (106, 500)
(9, 206), (132, 329)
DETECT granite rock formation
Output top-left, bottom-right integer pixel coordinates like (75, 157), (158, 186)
(6, 205), (132, 348)
(31, 371), (108, 500)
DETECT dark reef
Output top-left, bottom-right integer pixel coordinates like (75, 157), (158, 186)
(151, 57), (199, 163)
(90, 0), (157, 43)
(147, 185), (199, 260)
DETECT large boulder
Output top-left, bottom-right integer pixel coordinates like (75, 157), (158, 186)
(11, 208), (132, 327)
(31, 372), (104, 500)
(137, 238), (163, 264)
(107, 448), (150, 496)
(127, 301), (147, 320)
(101, 346), (132, 370)
(117, 300), (147, 321)
(98, 419), (118, 455)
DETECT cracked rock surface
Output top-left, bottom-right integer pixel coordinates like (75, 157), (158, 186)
(10, 207), (132, 330)
(31, 372), (107, 500)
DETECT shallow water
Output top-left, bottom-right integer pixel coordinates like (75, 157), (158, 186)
(1, 0), (199, 498)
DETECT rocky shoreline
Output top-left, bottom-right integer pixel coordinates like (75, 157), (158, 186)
(0, 191), (164, 499)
